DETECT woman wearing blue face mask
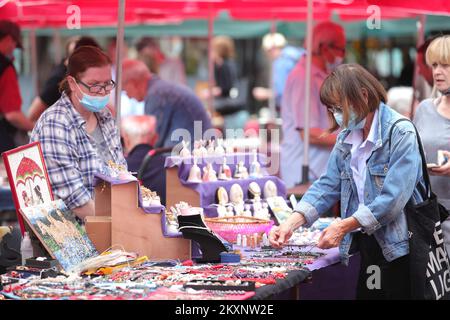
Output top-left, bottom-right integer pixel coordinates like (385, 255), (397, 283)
(270, 63), (425, 299)
(30, 46), (126, 220)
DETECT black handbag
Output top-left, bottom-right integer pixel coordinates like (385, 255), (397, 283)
(389, 118), (450, 300)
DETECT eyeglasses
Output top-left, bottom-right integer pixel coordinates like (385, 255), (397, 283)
(326, 105), (342, 113)
(76, 79), (116, 94)
(327, 43), (346, 55)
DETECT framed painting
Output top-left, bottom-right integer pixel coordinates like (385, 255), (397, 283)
(20, 199), (98, 272)
(2, 142), (53, 234)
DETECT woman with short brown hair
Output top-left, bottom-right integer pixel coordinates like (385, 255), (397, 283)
(270, 63), (425, 299)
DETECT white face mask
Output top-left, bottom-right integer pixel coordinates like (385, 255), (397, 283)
(326, 56), (344, 73)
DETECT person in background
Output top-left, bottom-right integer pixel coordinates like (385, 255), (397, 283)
(31, 46), (126, 220)
(281, 21), (346, 188)
(159, 36), (187, 86)
(271, 63), (425, 299)
(121, 59), (212, 149)
(121, 115), (167, 204)
(415, 38), (439, 103)
(209, 36), (248, 132)
(413, 35), (450, 254)
(27, 36), (101, 123)
(136, 37), (165, 75)
(253, 32), (304, 111)
(0, 20), (34, 153)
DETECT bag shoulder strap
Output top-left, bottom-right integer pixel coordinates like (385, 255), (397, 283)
(388, 118), (431, 199)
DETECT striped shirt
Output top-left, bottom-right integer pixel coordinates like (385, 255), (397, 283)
(30, 92), (126, 210)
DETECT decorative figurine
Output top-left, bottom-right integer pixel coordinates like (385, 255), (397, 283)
(249, 149), (262, 178)
(207, 139), (216, 156)
(187, 157), (202, 183)
(217, 205), (227, 218)
(234, 161), (249, 179)
(179, 141), (191, 158)
(243, 204), (252, 217)
(202, 162), (218, 182)
(218, 157), (232, 180)
(226, 206), (235, 217)
(263, 180), (278, 198)
(215, 138), (225, 156)
(192, 141), (202, 158)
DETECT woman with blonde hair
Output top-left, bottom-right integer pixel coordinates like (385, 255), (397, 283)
(413, 35), (450, 254)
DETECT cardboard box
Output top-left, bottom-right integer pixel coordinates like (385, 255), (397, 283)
(85, 216), (111, 254)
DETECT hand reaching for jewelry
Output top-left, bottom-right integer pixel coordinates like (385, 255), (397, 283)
(269, 224), (293, 248)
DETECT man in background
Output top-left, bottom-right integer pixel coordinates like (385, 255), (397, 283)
(0, 20), (33, 153)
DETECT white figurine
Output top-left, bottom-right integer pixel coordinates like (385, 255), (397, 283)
(226, 206), (235, 217)
(217, 205), (227, 218)
(215, 138), (225, 156)
(234, 161), (249, 179)
(243, 204), (252, 217)
(218, 157), (232, 180)
(179, 141), (191, 158)
(249, 149), (262, 178)
(187, 157), (202, 183)
(202, 162), (218, 182)
(207, 139), (215, 155)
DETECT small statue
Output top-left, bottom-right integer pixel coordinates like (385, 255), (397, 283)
(202, 162), (218, 182)
(207, 139), (216, 155)
(187, 157), (202, 183)
(230, 183), (244, 205)
(218, 157), (232, 180)
(179, 141), (191, 158)
(249, 149), (262, 178)
(215, 138), (225, 156)
(216, 187), (229, 206)
(263, 180), (278, 198)
(248, 182), (262, 200)
(234, 161), (249, 179)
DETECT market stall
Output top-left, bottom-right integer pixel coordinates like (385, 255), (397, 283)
(0, 140), (355, 300)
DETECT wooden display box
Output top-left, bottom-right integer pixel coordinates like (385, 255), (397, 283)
(92, 179), (191, 260)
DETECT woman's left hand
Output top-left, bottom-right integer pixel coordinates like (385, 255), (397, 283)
(317, 220), (346, 249)
(430, 150), (450, 176)
(317, 217), (361, 249)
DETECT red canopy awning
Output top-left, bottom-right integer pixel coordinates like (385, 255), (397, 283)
(1, 0), (446, 28)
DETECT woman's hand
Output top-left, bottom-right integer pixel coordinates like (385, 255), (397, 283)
(269, 212), (306, 248)
(317, 217), (361, 249)
(269, 224), (294, 248)
(429, 150), (450, 176)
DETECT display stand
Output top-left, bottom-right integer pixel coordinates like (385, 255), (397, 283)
(90, 176), (191, 260)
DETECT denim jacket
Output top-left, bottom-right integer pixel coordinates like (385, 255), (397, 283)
(295, 103), (424, 264)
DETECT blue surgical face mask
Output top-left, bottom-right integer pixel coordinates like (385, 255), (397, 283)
(75, 83), (109, 112)
(333, 109), (366, 130)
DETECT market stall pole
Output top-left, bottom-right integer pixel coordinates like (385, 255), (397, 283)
(301, 0), (314, 184)
(114, 0), (126, 129)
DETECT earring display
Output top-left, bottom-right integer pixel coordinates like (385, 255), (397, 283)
(216, 187), (229, 206)
(230, 184), (244, 205)
(106, 160), (136, 180)
(248, 182), (262, 200)
(187, 157), (202, 183)
(263, 180), (278, 198)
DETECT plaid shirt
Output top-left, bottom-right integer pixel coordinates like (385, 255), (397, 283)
(30, 92), (126, 210)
